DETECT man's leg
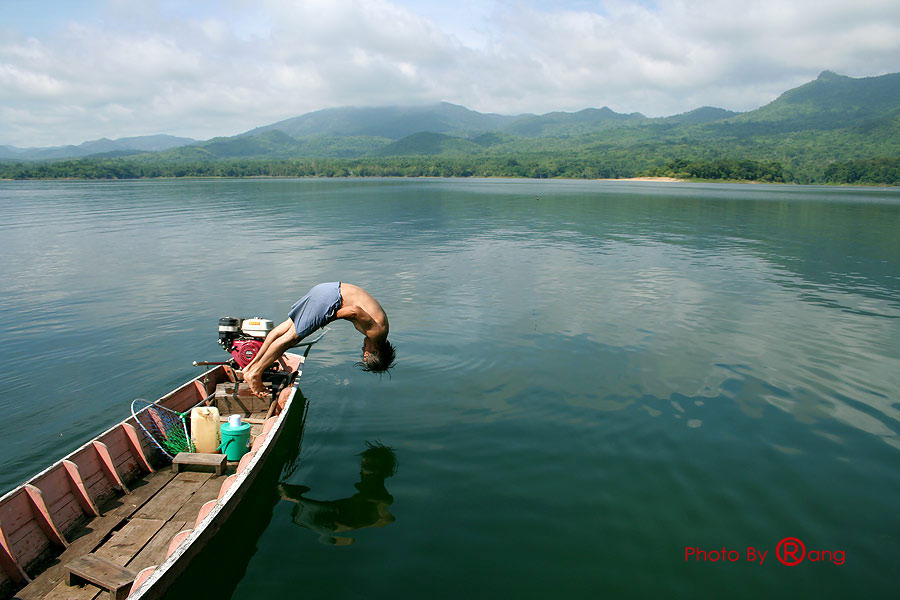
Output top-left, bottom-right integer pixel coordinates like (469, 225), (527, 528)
(244, 319), (294, 372)
(243, 323), (300, 398)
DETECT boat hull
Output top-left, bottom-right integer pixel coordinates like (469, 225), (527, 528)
(0, 351), (309, 600)
(126, 354), (305, 599)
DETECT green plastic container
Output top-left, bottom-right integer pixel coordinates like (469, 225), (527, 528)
(220, 422), (251, 461)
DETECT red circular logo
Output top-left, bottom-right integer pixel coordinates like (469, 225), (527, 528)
(776, 537), (807, 566)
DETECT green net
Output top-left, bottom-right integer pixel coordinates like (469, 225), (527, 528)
(131, 400), (195, 459)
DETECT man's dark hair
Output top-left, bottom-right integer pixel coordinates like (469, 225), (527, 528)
(360, 339), (396, 374)
(359, 441), (398, 477)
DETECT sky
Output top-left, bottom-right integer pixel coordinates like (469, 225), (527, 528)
(1, 0), (899, 147)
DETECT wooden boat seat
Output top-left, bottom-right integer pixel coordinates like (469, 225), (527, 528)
(214, 382), (270, 415)
(172, 452), (227, 476)
(65, 554), (136, 600)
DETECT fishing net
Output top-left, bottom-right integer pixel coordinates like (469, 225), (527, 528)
(131, 399), (194, 459)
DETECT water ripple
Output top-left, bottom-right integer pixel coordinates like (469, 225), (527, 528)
(2, 179), (899, 598)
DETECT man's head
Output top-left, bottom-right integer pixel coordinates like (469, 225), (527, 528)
(359, 441), (398, 478)
(360, 338), (396, 374)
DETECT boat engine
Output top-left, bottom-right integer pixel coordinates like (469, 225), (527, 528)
(217, 317), (275, 368)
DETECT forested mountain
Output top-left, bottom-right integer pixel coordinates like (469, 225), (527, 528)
(171, 70), (900, 165)
(728, 70), (900, 131)
(244, 102), (523, 140)
(660, 107), (740, 125)
(0, 135), (197, 160)
(3, 71), (898, 183)
(502, 107), (646, 137)
(370, 132), (484, 156)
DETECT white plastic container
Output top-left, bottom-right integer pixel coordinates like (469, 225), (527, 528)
(190, 406), (221, 453)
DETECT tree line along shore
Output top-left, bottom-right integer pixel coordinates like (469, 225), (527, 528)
(1, 155), (898, 185)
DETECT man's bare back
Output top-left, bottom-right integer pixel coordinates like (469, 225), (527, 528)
(335, 283), (389, 342)
(242, 282), (395, 397)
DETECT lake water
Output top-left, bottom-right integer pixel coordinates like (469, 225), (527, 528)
(1, 178), (898, 598)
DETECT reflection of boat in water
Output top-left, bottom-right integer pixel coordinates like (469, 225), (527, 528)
(280, 442), (397, 546)
(0, 330), (324, 600)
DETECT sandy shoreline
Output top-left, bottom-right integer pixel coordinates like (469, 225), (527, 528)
(596, 176), (685, 182)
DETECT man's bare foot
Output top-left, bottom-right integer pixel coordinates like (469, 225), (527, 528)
(242, 367), (269, 399)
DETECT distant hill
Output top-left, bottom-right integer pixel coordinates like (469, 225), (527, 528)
(246, 103), (649, 140)
(501, 107), (646, 137)
(661, 107), (739, 125)
(167, 130), (391, 159)
(0, 135), (196, 160)
(719, 70), (900, 133)
(245, 102), (523, 140)
(4, 71), (898, 184)
(370, 132), (484, 156)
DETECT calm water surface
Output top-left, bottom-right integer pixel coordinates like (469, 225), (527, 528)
(1, 179), (898, 598)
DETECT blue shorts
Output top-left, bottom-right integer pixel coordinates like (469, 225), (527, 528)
(288, 282), (342, 340)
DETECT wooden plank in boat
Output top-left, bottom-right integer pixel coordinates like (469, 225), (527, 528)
(132, 472), (212, 521)
(14, 470), (177, 600)
(13, 514), (123, 600)
(104, 470), (177, 520)
(31, 467), (85, 536)
(9, 520), (49, 570)
(41, 520), (162, 599)
(40, 578), (100, 600)
(126, 520), (187, 574)
(34, 519), (160, 599)
(65, 554), (135, 600)
(93, 518), (166, 567)
(171, 453), (226, 476)
(215, 383), (269, 415)
(68, 445), (118, 509)
(171, 477), (222, 524)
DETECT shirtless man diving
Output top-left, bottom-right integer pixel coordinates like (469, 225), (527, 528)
(242, 282), (395, 397)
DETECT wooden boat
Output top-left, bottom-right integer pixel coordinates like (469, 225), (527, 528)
(0, 336), (323, 600)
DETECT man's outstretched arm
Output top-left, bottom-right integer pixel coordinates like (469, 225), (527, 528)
(335, 306), (386, 340)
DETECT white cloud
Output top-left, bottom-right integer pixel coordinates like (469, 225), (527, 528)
(0, 0), (898, 146)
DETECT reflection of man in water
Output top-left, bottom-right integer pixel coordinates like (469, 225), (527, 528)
(280, 442), (397, 546)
